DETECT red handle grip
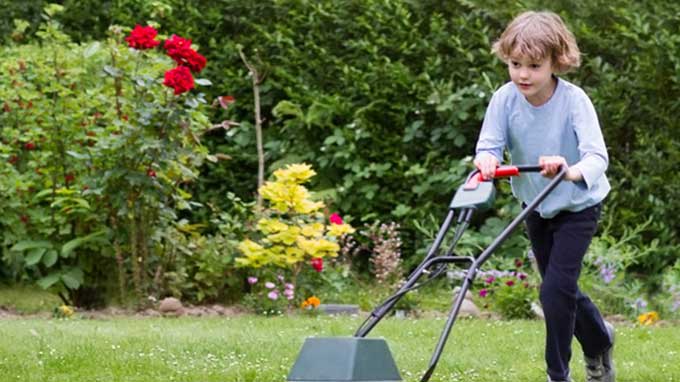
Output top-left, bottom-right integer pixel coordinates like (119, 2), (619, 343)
(464, 166), (520, 190)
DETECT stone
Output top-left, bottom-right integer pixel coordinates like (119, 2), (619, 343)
(318, 304), (360, 315)
(158, 297), (184, 316)
(457, 298), (481, 318)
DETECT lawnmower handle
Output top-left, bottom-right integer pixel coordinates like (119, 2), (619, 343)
(464, 165), (544, 190)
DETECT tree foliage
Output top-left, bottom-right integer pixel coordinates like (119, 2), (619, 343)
(2, 0), (679, 294)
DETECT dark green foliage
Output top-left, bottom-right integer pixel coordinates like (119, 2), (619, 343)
(2, 0), (679, 289)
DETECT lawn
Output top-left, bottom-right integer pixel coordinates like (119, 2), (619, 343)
(0, 314), (678, 382)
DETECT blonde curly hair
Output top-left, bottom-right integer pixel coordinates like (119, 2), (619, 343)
(492, 11), (581, 73)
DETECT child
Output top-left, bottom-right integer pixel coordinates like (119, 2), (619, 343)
(474, 11), (615, 382)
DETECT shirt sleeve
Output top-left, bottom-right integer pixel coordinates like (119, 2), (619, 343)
(569, 92), (608, 189)
(475, 90), (507, 163)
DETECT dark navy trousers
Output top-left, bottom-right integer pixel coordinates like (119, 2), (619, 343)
(525, 203), (612, 381)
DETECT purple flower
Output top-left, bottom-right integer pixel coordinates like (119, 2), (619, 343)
(505, 280), (515, 287)
(267, 290), (279, 300)
(265, 282), (276, 289)
(277, 274), (285, 282)
(600, 265), (616, 284)
(284, 289), (294, 300)
(518, 273), (527, 280)
(634, 297), (647, 310)
(284, 283), (294, 290)
(247, 277), (258, 285)
(672, 300), (680, 312)
(479, 289), (488, 298)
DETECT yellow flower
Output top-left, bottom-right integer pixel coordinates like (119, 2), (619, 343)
(637, 311), (659, 326)
(328, 223), (355, 237)
(273, 163), (316, 184)
(59, 305), (74, 318)
(258, 182), (324, 214)
(297, 238), (340, 257)
(257, 218), (289, 234)
(236, 240), (269, 268)
(284, 247), (305, 264)
(301, 223), (325, 238)
(267, 226), (301, 245)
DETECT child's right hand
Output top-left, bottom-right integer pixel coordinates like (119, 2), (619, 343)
(473, 154), (499, 180)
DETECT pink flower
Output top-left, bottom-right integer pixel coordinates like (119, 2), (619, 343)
(485, 276), (495, 284)
(310, 257), (323, 272)
(265, 282), (276, 289)
(125, 25), (160, 50)
(283, 289), (294, 300)
(284, 283), (294, 290)
(514, 258), (524, 268)
(479, 289), (488, 298)
(277, 274), (285, 282)
(267, 291), (279, 300)
(329, 213), (343, 225)
(518, 273), (527, 280)
(505, 280), (515, 287)
(247, 277), (258, 285)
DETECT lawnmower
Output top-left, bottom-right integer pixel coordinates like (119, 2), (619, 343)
(287, 164), (566, 382)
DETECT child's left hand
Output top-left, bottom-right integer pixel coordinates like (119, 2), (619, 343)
(539, 156), (582, 181)
(539, 156), (566, 178)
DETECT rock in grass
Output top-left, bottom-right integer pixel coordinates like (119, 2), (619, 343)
(158, 297), (184, 316)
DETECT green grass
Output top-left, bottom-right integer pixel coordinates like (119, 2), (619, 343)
(0, 284), (62, 314)
(1, 315), (679, 381)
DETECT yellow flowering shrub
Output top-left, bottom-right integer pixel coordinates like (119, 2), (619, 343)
(236, 163), (355, 270)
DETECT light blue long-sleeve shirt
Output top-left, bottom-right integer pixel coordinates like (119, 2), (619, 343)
(475, 77), (610, 218)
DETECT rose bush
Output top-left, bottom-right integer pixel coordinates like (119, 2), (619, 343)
(0, 9), (216, 305)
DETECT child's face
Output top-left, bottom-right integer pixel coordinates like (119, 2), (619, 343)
(507, 55), (556, 106)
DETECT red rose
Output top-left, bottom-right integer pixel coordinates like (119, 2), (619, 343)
(180, 49), (207, 73)
(329, 213), (343, 225)
(310, 257), (323, 272)
(505, 280), (515, 287)
(163, 66), (194, 95)
(65, 173), (75, 183)
(163, 34), (206, 73)
(24, 142), (35, 150)
(125, 25), (160, 50)
(164, 35), (193, 58)
(147, 169), (157, 178)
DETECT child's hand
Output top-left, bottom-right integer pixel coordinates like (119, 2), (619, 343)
(539, 155), (583, 182)
(539, 156), (567, 178)
(474, 154), (499, 180)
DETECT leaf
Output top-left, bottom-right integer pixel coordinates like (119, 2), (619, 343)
(83, 41), (101, 58)
(195, 78), (212, 86)
(11, 240), (53, 252)
(61, 268), (84, 289)
(43, 250), (58, 267)
(61, 230), (108, 257)
(103, 65), (122, 78)
(392, 204), (412, 217)
(66, 150), (90, 160)
(25, 248), (47, 266)
(37, 273), (61, 289)
(272, 100), (303, 119)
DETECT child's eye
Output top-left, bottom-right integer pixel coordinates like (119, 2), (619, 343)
(511, 61), (520, 67)
(530, 64), (541, 69)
